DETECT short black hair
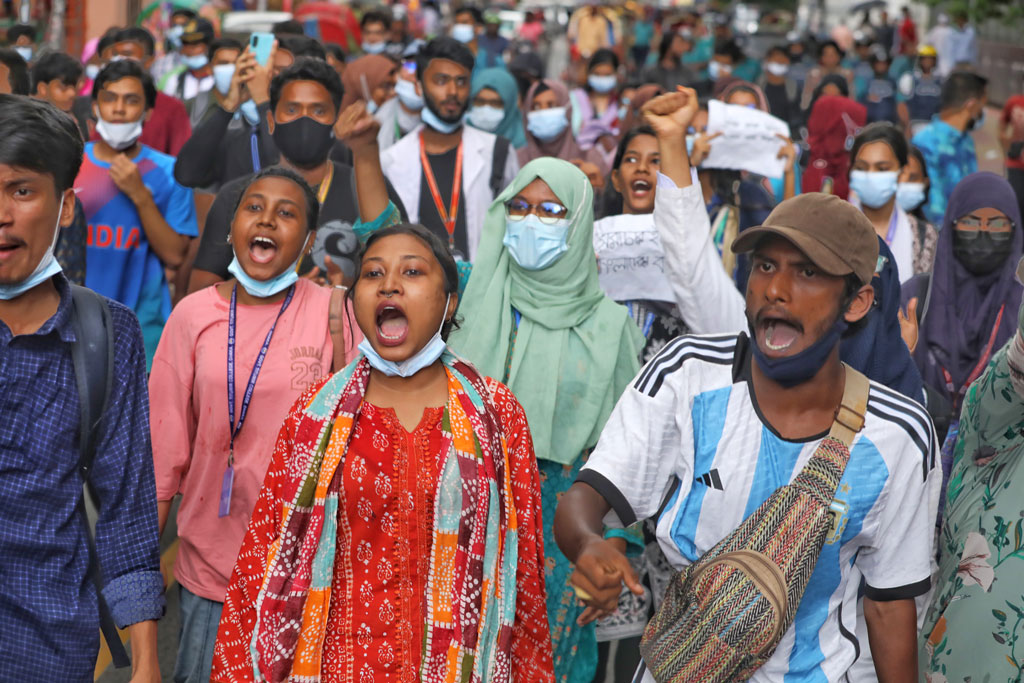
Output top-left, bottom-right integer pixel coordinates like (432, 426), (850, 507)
(354, 222), (462, 338)
(115, 26), (156, 56)
(97, 27), (120, 57)
(0, 94), (82, 193)
(324, 42), (346, 63)
(277, 34), (327, 61)
(416, 37), (474, 81)
(92, 59), (157, 109)
(269, 56), (344, 116)
(208, 37), (242, 61)
(7, 24), (36, 45)
(454, 6), (484, 25)
(31, 51), (83, 90)
(940, 70), (987, 111)
(839, 272), (870, 335)
(713, 38), (744, 63)
(361, 9), (393, 29)
(0, 48), (30, 95)
(588, 48), (619, 73)
(818, 39), (844, 59)
(232, 165), (320, 234)
(766, 45), (789, 60)
(171, 8), (196, 20)
(850, 121), (909, 168)
(272, 19), (306, 36)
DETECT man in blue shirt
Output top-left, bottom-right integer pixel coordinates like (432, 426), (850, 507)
(912, 70), (987, 225)
(74, 59), (197, 365)
(0, 96), (163, 681)
(948, 12), (978, 68)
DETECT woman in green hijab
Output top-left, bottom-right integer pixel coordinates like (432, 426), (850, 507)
(449, 157), (643, 682)
(467, 67), (528, 149)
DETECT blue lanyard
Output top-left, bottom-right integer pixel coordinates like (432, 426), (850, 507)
(220, 284), (295, 516)
(250, 129), (261, 172)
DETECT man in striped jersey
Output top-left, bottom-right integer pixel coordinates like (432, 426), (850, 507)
(554, 88), (939, 682)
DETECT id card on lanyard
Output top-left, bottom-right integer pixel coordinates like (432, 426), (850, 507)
(419, 132), (463, 247)
(221, 284), (297, 517)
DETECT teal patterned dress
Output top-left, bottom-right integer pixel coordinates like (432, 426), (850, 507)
(920, 330), (1024, 682)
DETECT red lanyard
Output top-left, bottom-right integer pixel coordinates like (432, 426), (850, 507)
(940, 303), (1005, 407)
(419, 132), (463, 242)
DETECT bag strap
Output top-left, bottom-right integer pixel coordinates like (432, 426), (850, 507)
(490, 135), (511, 199)
(69, 285), (130, 669)
(827, 363), (870, 449)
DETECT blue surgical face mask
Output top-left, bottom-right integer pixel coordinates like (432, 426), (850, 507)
(366, 98), (379, 115)
(686, 134), (695, 156)
(183, 53), (209, 71)
(0, 196), (64, 300)
(395, 78), (423, 110)
(588, 74), (617, 93)
(420, 102), (463, 134)
(749, 317), (848, 388)
(708, 60), (731, 80)
(212, 63), (234, 95)
(849, 170), (899, 209)
(362, 40), (387, 54)
(166, 25), (184, 49)
(85, 64), (100, 80)
(226, 233), (310, 298)
(527, 106), (568, 142)
(358, 293), (451, 377)
(239, 99), (260, 126)
(468, 105), (504, 132)
(14, 46), (32, 63)
(451, 23), (476, 43)
(970, 108), (986, 131)
(503, 214), (570, 270)
(896, 181), (926, 212)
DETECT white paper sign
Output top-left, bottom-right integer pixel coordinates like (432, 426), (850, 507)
(703, 100), (790, 179)
(593, 213), (675, 304)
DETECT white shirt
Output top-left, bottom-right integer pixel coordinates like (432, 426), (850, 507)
(581, 333), (939, 682)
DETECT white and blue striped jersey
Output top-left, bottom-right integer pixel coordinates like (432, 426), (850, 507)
(579, 333), (940, 683)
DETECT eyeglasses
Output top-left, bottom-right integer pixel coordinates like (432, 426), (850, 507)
(505, 197), (569, 224)
(955, 214), (1014, 240)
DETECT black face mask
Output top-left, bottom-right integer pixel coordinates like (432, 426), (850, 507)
(271, 116), (333, 169)
(953, 230), (1014, 276)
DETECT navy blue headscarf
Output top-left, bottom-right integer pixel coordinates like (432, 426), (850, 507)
(841, 237), (925, 401)
(909, 172), (1024, 400)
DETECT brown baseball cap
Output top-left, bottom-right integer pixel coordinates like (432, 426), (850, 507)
(731, 192), (879, 285)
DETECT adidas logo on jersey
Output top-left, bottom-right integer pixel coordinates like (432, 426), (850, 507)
(696, 469), (723, 490)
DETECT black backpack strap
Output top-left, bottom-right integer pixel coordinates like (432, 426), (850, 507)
(69, 285), (130, 669)
(490, 135), (511, 199)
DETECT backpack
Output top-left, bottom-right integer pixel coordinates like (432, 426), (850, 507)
(69, 285), (131, 669)
(639, 364), (870, 682)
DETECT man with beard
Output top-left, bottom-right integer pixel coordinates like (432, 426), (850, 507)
(554, 88), (938, 683)
(187, 58), (407, 293)
(380, 37), (518, 263)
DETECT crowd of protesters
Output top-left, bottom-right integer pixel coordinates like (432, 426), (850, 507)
(1, 3), (1024, 682)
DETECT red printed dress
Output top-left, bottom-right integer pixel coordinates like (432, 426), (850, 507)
(320, 402), (445, 682)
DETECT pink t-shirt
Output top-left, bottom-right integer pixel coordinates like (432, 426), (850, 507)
(150, 278), (361, 602)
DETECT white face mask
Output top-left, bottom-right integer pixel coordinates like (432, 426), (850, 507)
(764, 62), (789, 77)
(94, 108), (143, 151)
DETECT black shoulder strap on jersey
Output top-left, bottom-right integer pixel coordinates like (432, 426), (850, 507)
(490, 135), (511, 199)
(69, 285), (130, 669)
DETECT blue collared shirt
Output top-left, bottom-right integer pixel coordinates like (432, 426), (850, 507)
(912, 117), (977, 226)
(0, 275), (164, 681)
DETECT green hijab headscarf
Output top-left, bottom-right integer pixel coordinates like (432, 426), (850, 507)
(449, 158), (642, 465)
(470, 67), (528, 150)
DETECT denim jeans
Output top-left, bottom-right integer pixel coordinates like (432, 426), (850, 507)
(173, 584), (223, 683)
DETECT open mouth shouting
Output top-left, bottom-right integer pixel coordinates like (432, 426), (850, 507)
(376, 301), (409, 347)
(630, 178), (652, 199)
(756, 310), (803, 354)
(249, 235), (278, 265)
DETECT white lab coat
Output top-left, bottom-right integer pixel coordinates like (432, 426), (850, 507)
(381, 124), (520, 260)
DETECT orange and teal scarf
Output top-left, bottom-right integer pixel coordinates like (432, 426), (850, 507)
(249, 352), (519, 682)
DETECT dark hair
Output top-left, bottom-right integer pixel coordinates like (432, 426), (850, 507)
(939, 70), (987, 111)
(171, 8), (196, 20)
(809, 72), (850, 109)
(31, 51), (83, 90)
(277, 34), (327, 61)
(766, 45), (789, 60)
(839, 272), (870, 336)
(115, 26), (156, 56)
(7, 24), (36, 45)
(598, 125), (658, 217)
(353, 223), (462, 339)
(97, 27), (120, 57)
(269, 56), (344, 116)
(454, 6), (484, 25)
(272, 19), (306, 36)
(232, 166), (320, 233)
(0, 94), (82, 193)
(713, 38), (744, 63)
(907, 145), (929, 183)
(818, 39), (844, 59)
(588, 48), (619, 73)
(324, 42), (346, 63)
(361, 9), (393, 29)
(611, 124), (657, 171)
(0, 48), (30, 95)
(208, 37), (242, 61)
(416, 37), (474, 81)
(849, 121), (908, 168)
(92, 59), (157, 109)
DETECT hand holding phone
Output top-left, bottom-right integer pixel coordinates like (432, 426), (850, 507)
(249, 32), (275, 67)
